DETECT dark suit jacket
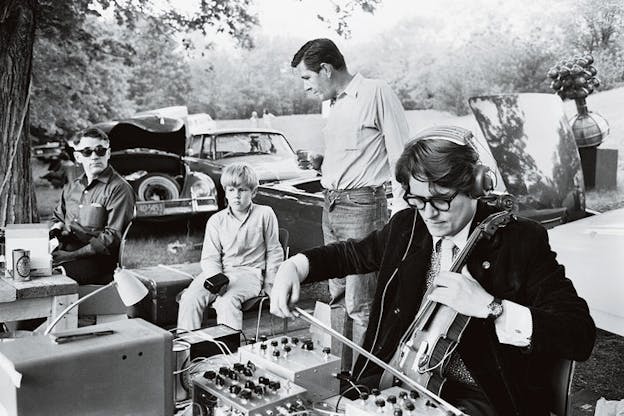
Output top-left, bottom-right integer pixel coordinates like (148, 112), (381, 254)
(302, 202), (595, 416)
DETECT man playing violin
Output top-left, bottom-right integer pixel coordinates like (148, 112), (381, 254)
(270, 126), (595, 416)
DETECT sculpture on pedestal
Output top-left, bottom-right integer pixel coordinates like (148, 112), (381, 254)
(548, 54), (613, 189)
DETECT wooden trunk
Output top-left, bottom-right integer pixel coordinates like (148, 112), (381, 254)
(0, 1), (39, 226)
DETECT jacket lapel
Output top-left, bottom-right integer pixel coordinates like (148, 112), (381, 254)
(467, 202), (505, 292)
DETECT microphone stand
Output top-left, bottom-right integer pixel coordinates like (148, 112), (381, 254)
(293, 307), (467, 416)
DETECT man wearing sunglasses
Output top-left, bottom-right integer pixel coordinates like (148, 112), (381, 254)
(271, 126), (595, 415)
(49, 127), (135, 285)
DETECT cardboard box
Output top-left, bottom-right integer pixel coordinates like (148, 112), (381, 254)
(4, 223), (52, 277)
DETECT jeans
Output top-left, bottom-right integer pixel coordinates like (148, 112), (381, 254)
(322, 186), (388, 348)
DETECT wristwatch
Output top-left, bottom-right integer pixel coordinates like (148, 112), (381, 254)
(486, 297), (504, 321)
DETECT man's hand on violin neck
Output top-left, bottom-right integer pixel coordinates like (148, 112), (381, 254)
(428, 270), (494, 319)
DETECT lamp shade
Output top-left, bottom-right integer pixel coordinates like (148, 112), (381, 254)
(113, 268), (148, 306)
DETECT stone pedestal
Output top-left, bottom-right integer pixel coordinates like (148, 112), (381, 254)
(578, 146), (618, 190)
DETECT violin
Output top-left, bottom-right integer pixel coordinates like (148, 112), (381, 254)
(379, 210), (514, 393)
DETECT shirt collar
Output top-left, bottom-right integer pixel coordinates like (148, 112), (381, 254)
(78, 165), (113, 186)
(226, 202), (255, 222)
(432, 208), (477, 253)
(334, 73), (362, 103)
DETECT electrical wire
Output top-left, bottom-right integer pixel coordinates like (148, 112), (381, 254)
(335, 384), (370, 412)
(171, 327), (235, 364)
(172, 327), (233, 355)
(311, 403), (345, 416)
(238, 329), (249, 345)
(355, 213), (417, 381)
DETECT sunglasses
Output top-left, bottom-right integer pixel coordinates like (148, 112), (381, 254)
(403, 190), (459, 212)
(75, 146), (109, 157)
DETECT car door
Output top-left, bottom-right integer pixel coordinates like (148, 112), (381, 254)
(255, 178), (325, 255)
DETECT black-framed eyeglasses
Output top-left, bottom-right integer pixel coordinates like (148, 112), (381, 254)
(75, 146), (108, 157)
(403, 190), (459, 211)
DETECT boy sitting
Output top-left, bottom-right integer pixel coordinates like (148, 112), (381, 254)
(177, 163), (284, 331)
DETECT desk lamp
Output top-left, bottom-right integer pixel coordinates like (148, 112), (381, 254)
(44, 219), (147, 335)
(43, 268), (148, 335)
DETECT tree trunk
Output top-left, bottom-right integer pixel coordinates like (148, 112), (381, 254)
(0, 1), (38, 227)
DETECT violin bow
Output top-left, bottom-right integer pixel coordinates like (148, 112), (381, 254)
(293, 306), (467, 416)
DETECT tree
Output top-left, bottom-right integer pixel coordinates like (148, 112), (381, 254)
(126, 18), (193, 111)
(1, 1), (38, 225)
(567, 0), (624, 53)
(30, 17), (135, 138)
(187, 36), (319, 118)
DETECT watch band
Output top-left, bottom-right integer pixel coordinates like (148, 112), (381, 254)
(487, 297), (504, 321)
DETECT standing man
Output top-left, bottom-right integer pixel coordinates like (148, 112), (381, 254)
(50, 127), (135, 285)
(261, 108), (276, 128)
(291, 38), (410, 350)
(270, 126), (595, 416)
(249, 111), (260, 127)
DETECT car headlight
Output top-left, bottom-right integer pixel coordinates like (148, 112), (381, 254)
(190, 173), (217, 198)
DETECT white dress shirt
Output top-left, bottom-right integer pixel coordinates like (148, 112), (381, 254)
(433, 218), (533, 347)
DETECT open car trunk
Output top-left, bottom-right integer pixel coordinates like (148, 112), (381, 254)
(110, 151), (185, 183)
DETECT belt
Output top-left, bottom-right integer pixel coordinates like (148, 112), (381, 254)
(323, 185), (385, 211)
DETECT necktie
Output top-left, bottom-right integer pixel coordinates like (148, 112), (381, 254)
(439, 238), (456, 272)
(425, 239), (442, 289)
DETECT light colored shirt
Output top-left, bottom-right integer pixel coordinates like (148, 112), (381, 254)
(433, 218), (533, 347)
(321, 73), (410, 213)
(262, 113), (275, 128)
(200, 203), (283, 287)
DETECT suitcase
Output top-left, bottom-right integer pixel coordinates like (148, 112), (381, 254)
(127, 263), (200, 327)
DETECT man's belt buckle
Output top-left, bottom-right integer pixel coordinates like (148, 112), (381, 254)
(327, 190), (339, 212)
(328, 198), (337, 212)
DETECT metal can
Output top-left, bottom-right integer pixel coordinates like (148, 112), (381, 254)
(12, 249), (30, 281)
(173, 340), (191, 404)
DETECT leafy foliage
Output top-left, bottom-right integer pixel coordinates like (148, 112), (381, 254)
(30, 14), (194, 138)
(314, 0), (381, 37)
(23, 0), (624, 136)
(186, 36), (319, 119)
(31, 17), (134, 138)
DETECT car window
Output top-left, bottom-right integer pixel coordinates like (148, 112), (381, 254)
(214, 133), (294, 159)
(188, 135), (204, 157)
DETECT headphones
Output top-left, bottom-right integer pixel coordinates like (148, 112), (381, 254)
(411, 125), (495, 197)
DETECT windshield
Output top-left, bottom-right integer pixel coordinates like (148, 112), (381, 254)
(213, 133), (294, 159)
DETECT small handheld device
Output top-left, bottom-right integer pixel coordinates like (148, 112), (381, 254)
(204, 273), (229, 294)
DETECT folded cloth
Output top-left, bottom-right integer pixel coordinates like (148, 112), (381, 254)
(595, 397), (624, 416)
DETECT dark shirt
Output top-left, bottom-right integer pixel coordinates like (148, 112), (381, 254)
(52, 166), (135, 257)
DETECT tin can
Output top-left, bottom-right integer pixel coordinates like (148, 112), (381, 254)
(12, 249), (30, 281)
(173, 340), (191, 403)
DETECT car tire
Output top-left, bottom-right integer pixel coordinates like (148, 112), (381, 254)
(135, 173), (180, 201)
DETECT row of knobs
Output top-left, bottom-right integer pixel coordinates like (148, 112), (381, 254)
(256, 336), (331, 358)
(252, 399), (307, 416)
(202, 365), (284, 400)
(359, 389), (438, 414)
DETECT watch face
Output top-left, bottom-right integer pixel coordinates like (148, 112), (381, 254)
(489, 300), (503, 319)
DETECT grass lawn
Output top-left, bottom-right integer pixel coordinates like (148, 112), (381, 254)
(32, 89), (624, 407)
